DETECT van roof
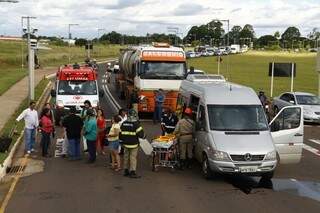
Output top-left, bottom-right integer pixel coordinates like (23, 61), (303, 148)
(181, 79), (261, 105)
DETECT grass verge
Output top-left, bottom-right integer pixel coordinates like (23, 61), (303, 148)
(0, 40), (121, 96)
(0, 78), (49, 164)
(187, 51), (317, 97)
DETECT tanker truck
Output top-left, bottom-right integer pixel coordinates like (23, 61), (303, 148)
(116, 43), (187, 113)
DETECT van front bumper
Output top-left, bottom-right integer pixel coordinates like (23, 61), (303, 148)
(208, 158), (277, 175)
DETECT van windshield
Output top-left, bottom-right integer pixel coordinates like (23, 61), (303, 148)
(58, 80), (97, 95)
(207, 105), (269, 131)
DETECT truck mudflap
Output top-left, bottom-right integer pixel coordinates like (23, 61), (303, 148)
(138, 90), (179, 113)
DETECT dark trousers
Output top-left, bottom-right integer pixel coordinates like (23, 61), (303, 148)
(68, 138), (81, 159)
(153, 105), (162, 123)
(86, 139), (96, 162)
(41, 131), (51, 156)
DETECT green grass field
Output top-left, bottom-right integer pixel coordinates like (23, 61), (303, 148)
(0, 40), (121, 95)
(187, 50), (318, 97)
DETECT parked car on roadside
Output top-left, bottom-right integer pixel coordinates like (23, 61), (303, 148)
(272, 92), (320, 123)
(186, 51), (196, 58)
(195, 52), (202, 57)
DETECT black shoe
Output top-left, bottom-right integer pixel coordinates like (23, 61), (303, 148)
(124, 169), (130, 177)
(84, 149), (88, 153)
(129, 171), (141, 178)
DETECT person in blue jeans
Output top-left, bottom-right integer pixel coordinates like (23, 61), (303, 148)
(16, 101), (39, 154)
(62, 107), (83, 160)
(84, 109), (97, 163)
(153, 89), (165, 124)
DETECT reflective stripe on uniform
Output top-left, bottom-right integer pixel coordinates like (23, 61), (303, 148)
(136, 126), (143, 133)
(164, 125), (176, 129)
(121, 131), (136, 136)
(124, 144), (139, 148)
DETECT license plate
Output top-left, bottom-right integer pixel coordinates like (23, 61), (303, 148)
(240, 166), (257, 173)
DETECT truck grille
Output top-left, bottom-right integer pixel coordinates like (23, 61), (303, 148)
(230, 154), (265, 162)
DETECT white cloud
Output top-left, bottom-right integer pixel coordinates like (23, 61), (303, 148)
(0, 0), (319, 38)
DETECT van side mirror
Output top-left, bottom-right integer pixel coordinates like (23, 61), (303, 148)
(289, 100), (295, 104)
(51, 89), (56, 97)
(99, 90), (104, 98)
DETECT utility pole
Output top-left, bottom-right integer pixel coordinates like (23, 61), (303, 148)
(68, 23), (79, 64)
(22, 16), (36, 101)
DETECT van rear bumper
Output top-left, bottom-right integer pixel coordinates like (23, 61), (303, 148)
(208, 158), (277, 175)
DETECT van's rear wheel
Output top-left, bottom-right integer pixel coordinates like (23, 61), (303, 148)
(202, 154), (214, 179)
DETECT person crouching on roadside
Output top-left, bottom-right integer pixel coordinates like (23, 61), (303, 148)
(107, 115), (122, 171)
(84, 109), (97, 163)
(39, 108), (54, 157)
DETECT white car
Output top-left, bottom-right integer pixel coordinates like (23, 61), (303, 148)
(272, 92), (320, 123)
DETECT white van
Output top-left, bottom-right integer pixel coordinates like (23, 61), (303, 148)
(177, 75), (303, 180)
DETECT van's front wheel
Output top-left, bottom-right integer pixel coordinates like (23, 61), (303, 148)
(202, 154), (214, 179)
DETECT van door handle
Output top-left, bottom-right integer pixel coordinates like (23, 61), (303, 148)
(294, 133), (303, 137)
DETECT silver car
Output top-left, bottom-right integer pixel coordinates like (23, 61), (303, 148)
(272, 92), (320, 123)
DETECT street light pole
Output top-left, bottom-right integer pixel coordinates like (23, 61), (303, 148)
(0, 0), (19, 2)
(22, 16), (36, 101)
(68, 23), (79, 64)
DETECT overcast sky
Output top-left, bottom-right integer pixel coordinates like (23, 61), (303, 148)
(0, 0), (319, 39)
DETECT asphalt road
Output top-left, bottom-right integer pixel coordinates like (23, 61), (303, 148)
(5, 63), (320, 213)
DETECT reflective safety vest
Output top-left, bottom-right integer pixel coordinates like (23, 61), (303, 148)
(161, 113), (178, 134)
(119, 120), (145, 148)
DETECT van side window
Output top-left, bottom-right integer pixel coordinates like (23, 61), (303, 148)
(197, 105), (207, 131)
(270, 107), (301, 132)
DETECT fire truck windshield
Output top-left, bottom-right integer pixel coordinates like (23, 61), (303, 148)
(58, 80), (97, 95)
(140, 61), (186, 79)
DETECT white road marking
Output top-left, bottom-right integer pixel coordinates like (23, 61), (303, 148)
(303, 144), (320, 156)
(309, 139), (320, 146)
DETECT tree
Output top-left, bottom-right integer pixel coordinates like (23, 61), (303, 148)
(240, 24), (255, 40)
(274, 31), (280, 39)
(257, 35), (277, 47)
(228, 25), (242, 44)
(281, 26), (301, 42)
(207, 20), (225, 44)
(75, 38), (87, 47)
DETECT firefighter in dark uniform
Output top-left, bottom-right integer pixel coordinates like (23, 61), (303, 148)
(161, 108), (178, 135)
(119, 109), (145, 178)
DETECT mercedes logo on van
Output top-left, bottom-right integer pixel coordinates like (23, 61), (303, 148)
(244, 153), (252, 161)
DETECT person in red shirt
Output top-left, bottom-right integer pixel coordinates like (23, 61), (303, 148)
(40, 108), (54, 157)
(96, 108), (106, 155)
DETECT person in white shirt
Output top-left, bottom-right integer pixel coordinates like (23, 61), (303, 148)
(16, 101), (39, 154)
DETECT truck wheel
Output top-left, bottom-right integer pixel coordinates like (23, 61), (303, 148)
(202, 154), (214, 179)
(261, 171), (274, 181)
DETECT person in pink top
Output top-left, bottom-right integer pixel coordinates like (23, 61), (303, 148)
(40, 108), (54, 157)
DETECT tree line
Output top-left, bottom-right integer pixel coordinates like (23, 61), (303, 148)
(32, 20), (320, 49)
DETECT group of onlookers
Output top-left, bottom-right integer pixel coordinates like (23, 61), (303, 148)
(16, 99), (146, 178)
(16, 90), (196, 177)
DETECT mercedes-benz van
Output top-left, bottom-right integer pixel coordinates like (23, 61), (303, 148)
(177, 74), (303, 180)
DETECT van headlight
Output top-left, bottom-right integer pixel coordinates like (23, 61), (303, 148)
(210, 149), (231, 161)
(264, 151), (277, 161)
